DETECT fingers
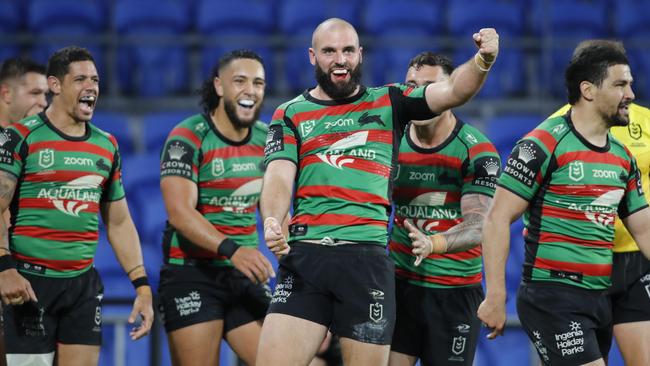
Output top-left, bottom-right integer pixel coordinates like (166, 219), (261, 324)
(403, 220), (418, 234)
(413, 255), (424, 267)
(129, 308), (153, 340)
(25, 283), (38, 303)
(261, 256), (276, 279)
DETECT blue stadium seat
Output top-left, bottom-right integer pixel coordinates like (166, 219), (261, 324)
(141, 110), (194, 153)
(485, 114), (542, 161)
(613, 0), (650, 38)
(114, 0), (190, 97)
(27, 0), (106, 78)
(453, 48), (526, 98)
(91, 111), (136, 156)
(120, 152), (162, 232)
(363, 0), (444, 85)
(279, 0), (360, 92)
(0, 0), (22, 34)
(448, 0), (525, 38)
(196, 0), (275, 86)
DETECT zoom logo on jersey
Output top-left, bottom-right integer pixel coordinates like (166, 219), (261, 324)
(64, 157), (94, 166)
(161, 140), (194, 178)
(37, 175), (104, 216)
(324, 118), (354, 129)
(317, 131), (371, 169)
(503, 140), (546, 187)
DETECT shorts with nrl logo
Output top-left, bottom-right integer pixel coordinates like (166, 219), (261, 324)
(4, 267), (104, 353)
(269, 242), (396, 345)
(157, 264), (271, 333)
(516, 282), (612, 366)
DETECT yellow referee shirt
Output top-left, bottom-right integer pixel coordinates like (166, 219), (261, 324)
(550, 103), (650, 252)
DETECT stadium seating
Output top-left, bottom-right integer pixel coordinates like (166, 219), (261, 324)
(0, 0), (22, 61)
(27, 0), (106, 80)
(141, 110), (194, 153)
(114, 0), (190, 97)
(91, 111), (136, 155)
(613, 0), (650, 98)
(196, 0), (275, 86)
(484, 113), (542, 162)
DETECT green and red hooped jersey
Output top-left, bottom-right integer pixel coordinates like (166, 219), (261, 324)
(0, 112), (125, 278)
(265, 85), (436, 245)
(499, 113), (648, 290)
(389, 120), (500, 288)
(160, 114), (267, 266)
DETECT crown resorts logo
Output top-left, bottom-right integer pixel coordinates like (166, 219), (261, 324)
(0, 132), (11, 147)
(168, 142), (187, 160)
(517, 143), (537, 164)
(483, 158), (500, 176)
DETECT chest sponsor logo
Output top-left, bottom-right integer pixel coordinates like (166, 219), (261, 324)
(38, 149), (55, 169)
(63, 157), (94, 166)
(568, 161), (584, 182)
(212, 158), (225, 177)
(232, 162), (257, 172)
(568, 189), (624, 227)
(317, 131), (372, 169)
(324, 118), (355, 130)
(358, 112), (385, 127)
(629, 122), (642, 140)
(300, 120), (316, 136)
(408, 171), (435, 181)
(503, 140), (546, 188)
(37, 175), (104, 217)
(209, 178), (262, 212)
(592, 169), (619, 179)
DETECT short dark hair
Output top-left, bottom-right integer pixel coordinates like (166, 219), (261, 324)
(408, 52), (455, 76)
(46, 46), (95, 80)
(199, 49), (264, 114)
(565, 40), (629, 105)
(0, 57), (46, 84)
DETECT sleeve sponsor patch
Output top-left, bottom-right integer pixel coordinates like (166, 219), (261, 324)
(472, 156), (501, 189)
(161, 140), (195, 178)
(264, 124), (284, 156)
(0, 128), (21, 165)
(502, 140), (547, 188)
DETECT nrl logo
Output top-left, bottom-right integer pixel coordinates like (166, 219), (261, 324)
(212, 158), (225, 177)
(629, 122), (642, 140)
(452, 336), (467, 355)
(568, 161), (584, 182)
(38, 149), (55, 169)
(300, 120), (316, 137)
(369, 302), (383, 323)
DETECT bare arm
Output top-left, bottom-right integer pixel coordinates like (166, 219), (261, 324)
(425, 28), (499, 114)
(477, 187), (528, 339)
(100, 198), (153, 340)
(161, 176), (274, 283)
(260, 160), (296, 254)
(622, 206), (650, 260)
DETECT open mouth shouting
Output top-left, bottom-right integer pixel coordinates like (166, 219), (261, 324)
(331, 68), (350, 82)
(78, 94), (97, 115)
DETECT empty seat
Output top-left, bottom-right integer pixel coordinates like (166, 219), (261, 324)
(141, 110), (194, 153)
(91, 111), (136, 155)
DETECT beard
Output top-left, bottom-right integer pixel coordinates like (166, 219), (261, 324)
(223, 98), (261, 129)
(606, 102), (631, 127)
(315, 62), (362, 100)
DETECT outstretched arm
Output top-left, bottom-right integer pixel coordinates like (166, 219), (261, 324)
(260, 160), (296, 255)
(425, 28), (499, 114)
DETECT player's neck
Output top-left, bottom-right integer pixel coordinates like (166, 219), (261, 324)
(310, 85), (360, 101)
(211, 108), (249, 142)
(0, 107), (10, 128)
(570, 105), (609, 147)
(410, 111), (455, 149)
(45, 104), (86, 137)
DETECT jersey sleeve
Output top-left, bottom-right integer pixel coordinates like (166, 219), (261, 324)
(462, 141), (501, 197)
(102, 148), (126, 202)
(618, 156), (649, 218)
(0, 126), (28, 177)
(160, 126), (201, 182)
(498, 138), (551, 200)
(389, 84), (437, 132)
(264, 107), (298, 165)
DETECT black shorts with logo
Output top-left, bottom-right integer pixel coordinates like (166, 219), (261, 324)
(157, 264), (271, 333)
(516, 282), (612, 366)
(391, 278), (483, 366)
(609, 251), (650, 324)
(4, 267), (104, 353)
(269, 242), (396, 345)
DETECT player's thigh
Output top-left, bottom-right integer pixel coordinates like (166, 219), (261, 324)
(613, 321), (650, 366)
(167, 320), (223, 366)
(55, 344), (99, 366)
(256, 313), (328, 366)
(225, 320), (262, 366)
(339, 336), (390, 366)
(388, 351), (417, 366)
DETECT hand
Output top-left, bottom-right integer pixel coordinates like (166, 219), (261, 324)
(264, 217), (290, 257)
(477, 294), (506, 339)
(129, 286), (154, 340)
(473, 28), (499, 64)
(230, 247), (275, 284)
(403, 220), (433, 266)
(0, 268), (37, 305)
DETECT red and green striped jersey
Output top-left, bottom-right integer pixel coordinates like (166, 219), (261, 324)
(499, 113), (648, 290)
(160, 114), (267, 266)
(389, 120), (500, 288)
(265, 85), (435, 245)
(0, 112), (125, 278)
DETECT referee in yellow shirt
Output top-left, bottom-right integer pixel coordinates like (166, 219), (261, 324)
(550, 103), (650, 366)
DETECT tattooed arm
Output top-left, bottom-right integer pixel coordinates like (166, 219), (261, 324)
(0, 170), (37, 305)
(405, 193), (491, 264)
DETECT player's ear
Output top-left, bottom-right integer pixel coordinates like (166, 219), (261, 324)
(580, 80), (594, 102)
(309, 48), (316, 66)
(214, 77), (223, 98)
(47, 76), (61, 96)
